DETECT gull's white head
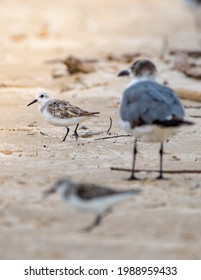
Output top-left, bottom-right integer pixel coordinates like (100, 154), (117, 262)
(27, 92), (50, 107)
(118, 59), (157, 81)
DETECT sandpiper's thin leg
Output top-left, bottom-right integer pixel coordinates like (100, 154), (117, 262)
(129, 139), (138, 180)
(73, 123), (79, 140)
(84, 208), (112, 232)
(157, 142), (164, 180)
(62, 127), (70, 142)
(84, 214), (102, 232)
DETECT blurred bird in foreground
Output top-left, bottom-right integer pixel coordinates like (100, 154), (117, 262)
(44, 179), (141, 232)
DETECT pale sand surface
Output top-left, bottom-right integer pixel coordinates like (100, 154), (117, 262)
(0, 0), (201, 259)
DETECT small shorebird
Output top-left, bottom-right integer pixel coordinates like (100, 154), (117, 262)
(27, 92), (99, 141)
(118, 59), (193, 180)
(44, 179), (141, 232)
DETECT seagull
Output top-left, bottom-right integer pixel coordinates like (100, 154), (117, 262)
(27, 93), (99, 141)
(118, 59), (193, 180)
(44, 179), (141, 232)
(185, 0), (201, 7)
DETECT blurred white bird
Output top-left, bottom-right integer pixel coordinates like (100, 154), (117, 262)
(44, 179), (141, 232)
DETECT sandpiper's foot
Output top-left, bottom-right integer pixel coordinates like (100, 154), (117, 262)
(82, 224), (95, 232)
(73, 132), (79, 141)
(73, 123), (80, 141)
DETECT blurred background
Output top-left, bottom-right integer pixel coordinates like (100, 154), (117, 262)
(0, 0), (199, 61)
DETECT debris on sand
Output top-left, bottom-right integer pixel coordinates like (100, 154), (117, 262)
(63, 55), (96, 75)
(169, 49), (201, 58)
(105, 52), (143, 63)
(170, 49), (201, 80)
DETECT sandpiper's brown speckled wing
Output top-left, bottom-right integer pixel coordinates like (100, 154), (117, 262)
(47, 99), (99, 119)
(75, 183), (138, 200)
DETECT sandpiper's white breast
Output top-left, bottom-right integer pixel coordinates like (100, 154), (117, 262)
(65, 194), (108, 214)
(41, 107), (90, 127)
(66, 193), (133, 215)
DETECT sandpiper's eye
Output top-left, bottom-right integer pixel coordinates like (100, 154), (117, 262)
(40, 94), (44, 98)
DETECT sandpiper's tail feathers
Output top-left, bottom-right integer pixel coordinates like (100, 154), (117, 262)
(90, 112), (100, 117)
(153, 119), (194, 127)
(110, 188), (141, 204)
(118, 188), (142, 196)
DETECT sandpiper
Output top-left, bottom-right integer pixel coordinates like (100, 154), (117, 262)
(27, 92), (99, 141)
(118, 59), (193, 180)
(44, 179), (141, 232)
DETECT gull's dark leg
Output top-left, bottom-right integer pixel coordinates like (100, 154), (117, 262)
(129, 139), (139, 180)
(73, 123), (79, 141)
(62, 127), (70, 142)
(157, 142), (164, 180)
(84, 208), (112, 232)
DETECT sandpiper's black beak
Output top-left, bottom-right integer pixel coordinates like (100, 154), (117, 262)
(117, 69), (130, 77)
(27, 99), (37, 106)
(43, 187), (57, 198)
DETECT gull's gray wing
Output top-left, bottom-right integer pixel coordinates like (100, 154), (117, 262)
(120, 81), (184, 126)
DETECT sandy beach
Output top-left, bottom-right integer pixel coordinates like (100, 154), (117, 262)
(0, 0), (201, 259)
